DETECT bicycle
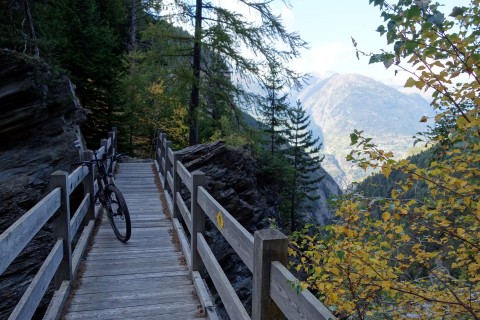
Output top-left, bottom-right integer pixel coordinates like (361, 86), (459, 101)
(76, 151), (131, 243)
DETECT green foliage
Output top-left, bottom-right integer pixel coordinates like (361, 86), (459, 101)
(354, 149), (432, 218)
(0, 2), (26, 50)
(116, 14), (241, 150)
(282, 101), (324, 231)
(168, 0), (308, 145)
(1, 1), (307, 155)
(116, 52), (190, 154)
(258, 61), (291, 156)
(33, 0), (128, 144)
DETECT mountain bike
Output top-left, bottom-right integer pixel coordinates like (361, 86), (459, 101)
(77, 151), (131, 243)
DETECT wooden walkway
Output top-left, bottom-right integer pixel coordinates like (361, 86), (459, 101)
(63, 162), (205, 320)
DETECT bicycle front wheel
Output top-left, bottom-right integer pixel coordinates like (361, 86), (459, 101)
(105, 185), (131, 243)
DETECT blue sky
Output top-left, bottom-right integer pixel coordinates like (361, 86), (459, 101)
(279, 1), (387, 78)
(174, 0), (466, 94)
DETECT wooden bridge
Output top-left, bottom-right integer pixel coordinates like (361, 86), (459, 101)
(0, 128), (336, 320)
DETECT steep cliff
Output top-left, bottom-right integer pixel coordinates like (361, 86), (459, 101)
(176, 141), (276, 318)
(0, 49), (86, 319)
(177, 141), (340, 318)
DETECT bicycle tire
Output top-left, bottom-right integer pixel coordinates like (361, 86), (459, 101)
(104, 185), (131, 243)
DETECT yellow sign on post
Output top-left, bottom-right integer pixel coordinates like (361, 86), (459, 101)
(216, 211), (224, 231)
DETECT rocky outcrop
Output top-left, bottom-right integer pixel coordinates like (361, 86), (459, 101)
(177, 141), (340, 318)
(309, 166), (342, 225)
(178, 141), (279, 229)
(0, 49), (86, 319)
(177, 142), (278, 318)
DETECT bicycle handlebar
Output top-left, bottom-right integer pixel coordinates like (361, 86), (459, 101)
(71, 152), (126, 167)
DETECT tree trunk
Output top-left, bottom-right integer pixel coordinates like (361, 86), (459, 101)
(128, 0), (137, 52)
(189, 0), (202, 146)
(270, 91), (275, 155)
(290, 164), (297, 232)
(23, 0), (39, 58)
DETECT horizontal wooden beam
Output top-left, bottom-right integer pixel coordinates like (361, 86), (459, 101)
(43, 280), (71, 320)
(0, 188), (61, 275)
(176, 193), (192, 234)
(192, 271), (220, 320)
(270, 261), (336, 320)
(176, 161), (193, 193)
(172, 218), (191, 268)
(8, 239), (64, 320)
(168, 148), (174, 163)
(69, 194), (90, 243)
(67, 166), (89, 195)
(197, 234), (250, 320)
(72, 220), (95, 278)
(197, 187), (254, 271)
(167, 171), (174, 192)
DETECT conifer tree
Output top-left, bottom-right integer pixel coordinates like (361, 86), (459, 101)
(284, 100), (323, 231)
(33, 0), (128, 144)
(258, 61), (291, 156)
(165, 0), (307, 145)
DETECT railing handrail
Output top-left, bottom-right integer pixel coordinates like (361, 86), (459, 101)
(154, 129), (336, 320)
(0, 128), (118, 320)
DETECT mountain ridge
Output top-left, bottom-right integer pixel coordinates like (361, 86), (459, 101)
(297, 73), (431, 188)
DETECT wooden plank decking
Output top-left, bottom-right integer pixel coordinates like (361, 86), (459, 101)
(63, 162), (205, 320)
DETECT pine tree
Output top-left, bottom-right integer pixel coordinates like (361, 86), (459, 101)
(258, 60), (290, 156)
(284, 100), (324, 231)
(165, 0), (307, 145)
(34, 0), (128, 145)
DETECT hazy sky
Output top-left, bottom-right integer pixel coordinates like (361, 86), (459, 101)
(279, 1), (388, 80)
(177, 0), (466, 94)
(272, 1), (466, 90)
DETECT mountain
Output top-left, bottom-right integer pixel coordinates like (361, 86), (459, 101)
(297, 73), (431, 189)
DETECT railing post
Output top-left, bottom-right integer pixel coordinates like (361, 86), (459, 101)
(172, 152), (182, 220)
(82, 150), (96, 222)
(163, 141), (172, 190)
(252, 229), (288, 320)
(156, 129), (163, 169)
(159, 133), (166, 177)
(49, 171), (73, 289)
(190, 171), (206, 273)
(112, 127), (117, 153)
(101, 138), (108, 155)
(108, 130), (115, 156)
(100, 138), (110, 180)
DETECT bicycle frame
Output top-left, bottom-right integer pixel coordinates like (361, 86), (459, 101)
(92, 151), (114, 191)
(74, 150), (131, 242)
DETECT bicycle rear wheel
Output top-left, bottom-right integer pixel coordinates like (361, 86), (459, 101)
(105, 185), (131, 243)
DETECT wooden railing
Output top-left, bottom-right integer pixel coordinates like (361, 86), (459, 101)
(0, 128), (118, 320)
(155, 130), (336, 320)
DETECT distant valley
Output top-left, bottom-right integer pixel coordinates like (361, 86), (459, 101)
(297, 73), (431, 189)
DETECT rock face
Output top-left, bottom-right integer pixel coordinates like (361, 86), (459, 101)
(178, 141), (279, 229)
(309, 167), (342, 225)
(0, 49), (86, 319)
(177, 141), (279, 318)
(298, 73), (431, 189)
(177, 141), (340, 318)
